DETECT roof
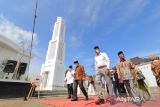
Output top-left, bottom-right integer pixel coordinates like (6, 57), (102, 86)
(0, 35), (31, 57)
(130, 57), (151, 65)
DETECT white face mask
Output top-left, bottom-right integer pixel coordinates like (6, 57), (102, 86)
(74, 64), (78, 67)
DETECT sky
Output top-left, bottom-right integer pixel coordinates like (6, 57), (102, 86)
(0, 0), (160, 75)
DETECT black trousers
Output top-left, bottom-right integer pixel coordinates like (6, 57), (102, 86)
(73, 80), (88, 99)
(67, 83), (73, 97)
(112, 81), (121, 96)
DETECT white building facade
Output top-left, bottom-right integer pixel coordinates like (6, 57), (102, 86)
(136, 62), (157, 87)
(0, 35), (30, 79)
(40, 17), (66, 90)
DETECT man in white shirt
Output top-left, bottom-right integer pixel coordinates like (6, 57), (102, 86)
(64, 66), (74, 99)
(94, 46), (115, 105)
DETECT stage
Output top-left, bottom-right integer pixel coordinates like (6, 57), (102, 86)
(0, 79), (31, 99)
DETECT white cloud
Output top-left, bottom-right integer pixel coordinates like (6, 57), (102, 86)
(66, 1), (104, 47)
(69, 35), (78, 43)
(66, 0), (103, 28)
(66, 0), (150, 43)
(0, 15), (38, 48)
(83, 0), (102, 27)
(103, 0), (150, 36)
(68, 35), (82, 47)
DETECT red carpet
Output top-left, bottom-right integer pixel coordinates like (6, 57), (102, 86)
(41, 96), (160, 107)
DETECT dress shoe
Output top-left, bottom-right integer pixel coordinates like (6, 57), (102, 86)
(71, 98), (78, 101)
(67, 96), (71, 99)
(86, 96), (89, 101)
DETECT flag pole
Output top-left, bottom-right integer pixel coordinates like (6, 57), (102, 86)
(27, 0), (38, 77)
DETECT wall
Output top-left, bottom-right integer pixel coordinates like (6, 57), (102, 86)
(0, 42), (30, 77)
(137, 63), (157, 87)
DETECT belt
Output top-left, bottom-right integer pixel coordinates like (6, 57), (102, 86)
(98, 65), (107, 69)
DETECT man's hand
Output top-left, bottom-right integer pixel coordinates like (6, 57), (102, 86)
(118, 73), (121, 80)
(119, 79), (123, 83)
(105, 69), (110, 76)
(136, 75), (140, 80)
(118, 74), (123, 83)
(153, 72), (158, 77)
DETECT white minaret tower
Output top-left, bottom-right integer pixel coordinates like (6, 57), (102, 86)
(40, 17), (65, 90)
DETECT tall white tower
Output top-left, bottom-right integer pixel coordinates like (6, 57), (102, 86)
(40, 17), (65, 90)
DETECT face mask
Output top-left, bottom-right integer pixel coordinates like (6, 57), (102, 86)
(74, 64), (78, 67)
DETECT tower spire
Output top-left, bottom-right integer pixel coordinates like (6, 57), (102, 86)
(40, 17), (66, 90)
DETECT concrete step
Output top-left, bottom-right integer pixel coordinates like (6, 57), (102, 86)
(33, 90), (68, 97)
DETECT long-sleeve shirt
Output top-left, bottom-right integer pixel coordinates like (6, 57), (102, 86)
(151, 59), (160, 77)
(95, 52), (110, 70)
(64, 70), (74, 84)
(116, 60), (135, 80)
(75, 64), (85, 80)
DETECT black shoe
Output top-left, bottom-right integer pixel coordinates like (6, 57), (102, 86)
(71, 98), (78, 101)
(86, 96), (88, 101)
(133, 99), (142, 106)
(95, 98), (105, 105)
(135, 101), (142, 106)
(67, 96), (71, 99)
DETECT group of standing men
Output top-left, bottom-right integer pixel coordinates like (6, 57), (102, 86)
(64, 46), (160, 106)
(94, 46), (142, 106)
(64, 61), (88, 101)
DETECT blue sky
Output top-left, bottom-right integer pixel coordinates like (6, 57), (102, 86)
(0, 0), (160, 75)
